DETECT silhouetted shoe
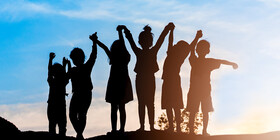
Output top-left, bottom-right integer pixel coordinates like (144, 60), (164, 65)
(107, 130), (117, 136)
(203, 131), (210, 136)
(119, 128), (125, 134)
(165, 127), (174, 132)
(176, 128), (182, 133)
(189, 131), (196, 136)
(150, 127), (159, 132)
(136, 127), (144, 132)
(76, 134), (84, 140)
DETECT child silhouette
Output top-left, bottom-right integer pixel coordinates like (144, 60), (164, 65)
(95, 25), (133, 134)
(161, 23), (202, 132)
(186, 39), (238, 136)
(47, 52), (70, 136)
(124, 23), (174, 131)
(68, 34), (97, 139)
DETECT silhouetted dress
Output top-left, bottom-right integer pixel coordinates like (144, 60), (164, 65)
(186, 56), (221, 113)
(105, 51), (133, 104)
(161, 45), (190, 109)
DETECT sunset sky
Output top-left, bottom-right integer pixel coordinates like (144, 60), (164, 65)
(1, 0), (280, 138)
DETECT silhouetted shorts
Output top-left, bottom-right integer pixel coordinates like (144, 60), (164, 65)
(186, 92), (214, 113)
(135, 74), (155, 106)
(69, 91), (92, 117)
(47, 103), (67, 133)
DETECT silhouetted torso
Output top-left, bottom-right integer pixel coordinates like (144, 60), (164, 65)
(69, 63), (94, 94)
(162, 46), (190, 79)
(189, 57), (221, 96)
(134, 48), (159, 75)
(47, 76), (68, 105)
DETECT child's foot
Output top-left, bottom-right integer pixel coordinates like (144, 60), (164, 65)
(136, 127), (144, 132)
(119, 128), (125, 134)
(202, 131), (210, 136)
(189, 131), (195, 136)
(150, 126), (156, 132)
(165, 126), (174, 132)
(76, 134), (84, 140)
(107, 130), (117, 135)
(176, 127), (181, 133)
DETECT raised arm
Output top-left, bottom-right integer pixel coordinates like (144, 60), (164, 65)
(86, 32), (98, 68)
(124, 27), (139, 54)
(167, 24), (175, 52)
(117, 25), (125, 46)
(189, 30), (203, 60)
(96, 39), (111, 60)
(48, 52), (55, 75)
(153, 22), (174, 52)
(190, 30), (203, 53)
(63, 57), (71, 72)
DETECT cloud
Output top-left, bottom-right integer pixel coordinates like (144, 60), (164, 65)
(0, 0), (53, 21)
(210, 101), (280, 135)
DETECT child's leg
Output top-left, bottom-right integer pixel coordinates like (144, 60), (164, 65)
(119, 103), (126, 132)
(48, 121), (56, 134)
(202, 112), (209, 136)
(58, 106), (67, 136)
(174, 109), (181, 132)
(147, 103), (155, 131)
(166, 108), (174, 131)
(47, 105), (56, 134)
(76, 93), (92, 138)
(136, 76), (145, 130)
(188, 112), (195, 134)
(69, 98), (79, 134)
(111, 103), (118, 132)
(147, 76), (156, 131)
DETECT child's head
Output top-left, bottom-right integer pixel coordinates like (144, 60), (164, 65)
(174, 40), (189, 54)
(138, 25), (153, 49)
(70, 47), (85, 66)
(196, 40), (210, 57)
(110, 40), (127, 64)
(110, 40), (122, 54)
(175, 40), (189, 49)
(52, 63), (65, 78)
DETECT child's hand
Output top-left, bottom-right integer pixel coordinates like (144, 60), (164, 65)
(232, 63), (238, 69)
(63, 57), (70, 65)
(124, 28), (132, 38)
(49, 52), (55, 59)
(166, 22), (175, 30)
(89, 32), (98, 42)
(117, 25), (126, 31)
(196, 30), (203, 38)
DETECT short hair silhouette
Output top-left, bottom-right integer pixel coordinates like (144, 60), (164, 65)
(52, 63), (64, 77)
(174, 40), (189, 55)
(196, 40), (210, 56)
(70, 47), (85, 66)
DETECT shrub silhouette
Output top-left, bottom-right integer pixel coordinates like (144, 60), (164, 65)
(156, 109), (203, 134)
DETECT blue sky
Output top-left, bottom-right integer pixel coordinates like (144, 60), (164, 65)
(1, 0), (280, 137)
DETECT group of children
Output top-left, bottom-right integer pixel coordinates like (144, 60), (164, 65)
(47, 22), (238, 139)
